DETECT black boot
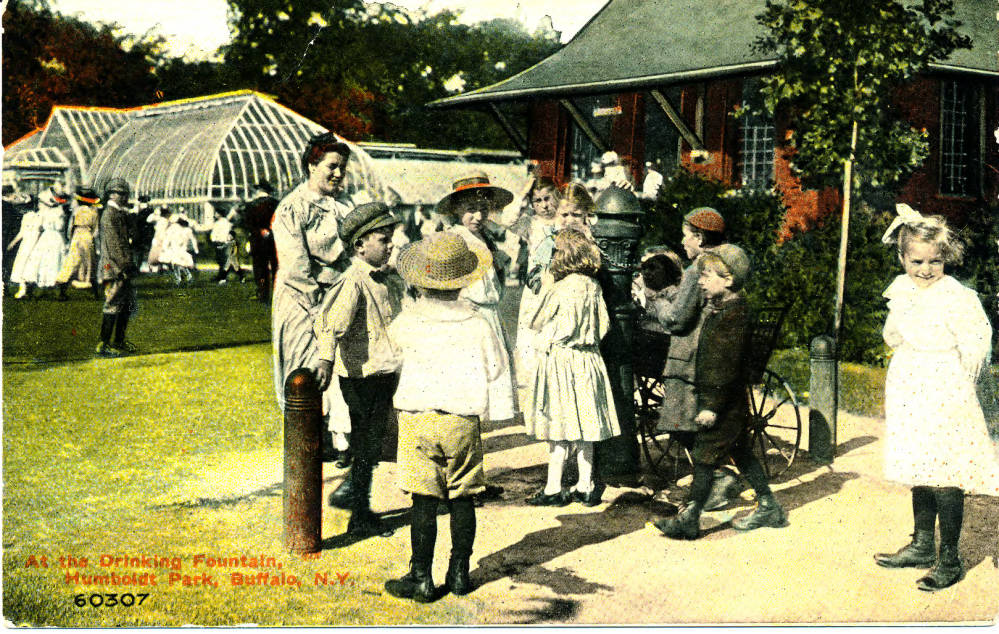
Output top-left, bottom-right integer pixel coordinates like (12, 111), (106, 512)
(917, 543), (963, 591)
(385, 495), (437, 602)
(328, 472), (353, 509)
(445, 498), (476, 596)
(95, 314), (119, 357)
(917, 487), (964, 591)
(875, 529), (936, 568)
(703, 467), (740, 511)
(112, 312), (136, 353)
(57, 283), (69, 301)
(732, 493), (787, 531)
(652, 500), (702, 540)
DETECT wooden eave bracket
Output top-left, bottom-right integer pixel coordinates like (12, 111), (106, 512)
(487, 103), (528, 156)
(650, 89), (705, 151)
(559, 99), (610, 153)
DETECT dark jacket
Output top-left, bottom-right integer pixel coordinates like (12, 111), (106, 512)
(97, 201), (136, 283)
(243, 194), (278, 242)
(690, 293), (752, 465)
(649, 261), (706, 432)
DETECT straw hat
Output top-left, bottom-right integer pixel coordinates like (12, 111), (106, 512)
(435, 170), (514, 217)
(396, 231), (492, 290)
(75, 187), (99, 205)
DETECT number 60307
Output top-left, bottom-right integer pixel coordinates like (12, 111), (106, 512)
(73, 593), (148, 607)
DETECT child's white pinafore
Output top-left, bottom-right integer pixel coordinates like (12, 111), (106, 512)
(883, 274), (999, 496)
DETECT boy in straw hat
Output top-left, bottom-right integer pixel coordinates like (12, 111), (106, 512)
(384, 231), (506, 602)
(314, 202), (403, 538)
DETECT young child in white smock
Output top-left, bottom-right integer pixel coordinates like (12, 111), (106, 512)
(874, 205), (999, 593)
(524, 228), (620, 507)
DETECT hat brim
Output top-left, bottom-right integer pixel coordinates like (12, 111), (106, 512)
(435, 186), (514, 217)
(396, 236), (493, 290)
(344, 214), (400, 245)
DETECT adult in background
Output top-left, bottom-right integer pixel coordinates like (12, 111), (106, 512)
(243, 180), (279, 303)
(95, 178), (138, 358)
(21, 182), (69, 298)
(271, 133), (353, 464)
(55, 186), (101, 298)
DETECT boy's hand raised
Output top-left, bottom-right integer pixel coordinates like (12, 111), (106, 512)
(695, 410), (717, 429)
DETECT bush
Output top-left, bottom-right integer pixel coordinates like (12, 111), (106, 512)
(643, 168), (902, 364)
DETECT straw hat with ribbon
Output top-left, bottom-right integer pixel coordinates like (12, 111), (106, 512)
(75, 187), (100, 205)
(435, 170), (514, 217)
(396, 231), (492, 290)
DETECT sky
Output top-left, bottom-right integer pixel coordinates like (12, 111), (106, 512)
(47, 0), (610, 60)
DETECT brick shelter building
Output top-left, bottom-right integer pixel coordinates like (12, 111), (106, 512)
(430, 0), (998, 232)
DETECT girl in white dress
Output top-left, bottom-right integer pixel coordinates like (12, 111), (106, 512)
(513, 178), (560, 387)
(7, 207), (42, 299)
(438, 171), (517, 423)
(874, 206), (999, 592)
(22, 191), (68, 291)
(525, 228), (620, 507)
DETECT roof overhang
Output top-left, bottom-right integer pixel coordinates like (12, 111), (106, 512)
(430, 0), (999, 110)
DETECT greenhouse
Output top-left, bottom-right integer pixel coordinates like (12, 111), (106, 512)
(3, 91), (386, 226)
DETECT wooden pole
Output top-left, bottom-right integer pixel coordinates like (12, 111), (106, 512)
(833, 118), (858, 344)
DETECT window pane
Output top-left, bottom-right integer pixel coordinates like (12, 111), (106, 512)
(739, 78), (775, 190)
(940, 80), (974, 196)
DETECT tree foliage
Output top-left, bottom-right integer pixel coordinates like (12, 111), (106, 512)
(753, 0), (971, 194)
(219, 0), (560, 146)
(2, 0), (166, 145)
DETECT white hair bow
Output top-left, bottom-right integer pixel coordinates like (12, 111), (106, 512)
(881, 203), (924, 244)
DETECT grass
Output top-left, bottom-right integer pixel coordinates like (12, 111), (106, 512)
(769, 348), (888, 419)
(2, 272), (270, 364)
(2, 344), (479, 626)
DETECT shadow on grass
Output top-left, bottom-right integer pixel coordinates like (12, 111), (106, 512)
(147, 482), (283, 511)
(320, 507), (410, 549)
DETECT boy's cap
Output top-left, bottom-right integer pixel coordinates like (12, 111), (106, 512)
(705, 243), (751, 290)
(339, 202), (399, 245)
(396, 231), (492, 290)
(104, 177), (131, 198)
(684, 207), (725, 233)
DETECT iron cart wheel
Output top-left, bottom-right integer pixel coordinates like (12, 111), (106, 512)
(746, 369), (802, 478)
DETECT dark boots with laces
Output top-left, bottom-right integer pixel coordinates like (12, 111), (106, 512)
(874, 530), (936, 568)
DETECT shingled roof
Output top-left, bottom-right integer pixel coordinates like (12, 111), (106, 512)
(431, 0), (998, 108)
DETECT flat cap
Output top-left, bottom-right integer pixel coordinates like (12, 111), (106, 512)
(684, 207), (725, 234)
(339, 202), (399, 246)
(706, 243), (751, 290)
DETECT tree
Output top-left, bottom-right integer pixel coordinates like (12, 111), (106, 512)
(754, 0), (971, 344)
(218, 0), (560, 146)
(2, 0), (167, 145)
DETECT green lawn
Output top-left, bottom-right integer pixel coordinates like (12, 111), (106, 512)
(2, 344), (479, 626)
(3, 274), (270, 364)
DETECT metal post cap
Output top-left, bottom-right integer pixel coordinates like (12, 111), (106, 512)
(810, 335), (836, 359)
(594, 186), (643, 217)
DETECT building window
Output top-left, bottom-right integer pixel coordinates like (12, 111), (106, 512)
(939, 80), (979, 196)
(738, 79), (775, 190)
(643, 87), (682, 174)
(566, 95), (616, 182)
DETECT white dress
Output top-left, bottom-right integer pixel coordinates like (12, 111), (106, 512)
(22, 203), (66, 287)
(514, 218), (556, 388)
(450, 224), (516, 422)
(525, 273), (620, 442)
(9, 210), (42, 284)
(160, 221), (198, 268)
(883, 274), (999, 496)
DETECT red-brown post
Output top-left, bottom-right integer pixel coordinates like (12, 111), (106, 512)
(283, 368), (322, 554)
